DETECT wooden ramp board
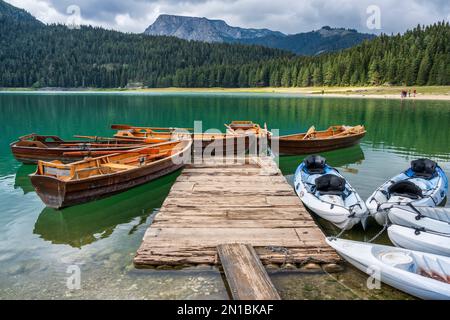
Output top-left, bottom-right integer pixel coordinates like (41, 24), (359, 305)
(218, 243), (281, 300)
(134, 156), (341, 267)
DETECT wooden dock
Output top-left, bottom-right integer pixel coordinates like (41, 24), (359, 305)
(134, 156), (341, 268)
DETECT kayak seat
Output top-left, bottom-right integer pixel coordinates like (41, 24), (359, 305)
(411, 159), (437, 179)
(304, 155), (327, 174)
(388, 181), (423, 199)
(315, 174), (346, 196)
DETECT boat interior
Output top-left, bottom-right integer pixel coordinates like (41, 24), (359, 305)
(114, 123), (267, 140)
(114, 128), (174, 139)
(227, 121), (265, 135)
(282, 125), (366, 141)
(375, 248), (450, 284)
(413, 252), (450, 284)
(36, 140), (188, 181)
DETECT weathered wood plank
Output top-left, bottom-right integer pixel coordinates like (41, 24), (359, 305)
(134, 246), (340, 266)
(217, 243), (281, 300)
(175, 175), (287, 183)
(163, 196), (302, 207)
(142, 228), (305, 246)
(169, 190), (294, 197)
(152, 218), (317, 228)
(155, 210), (312, 222)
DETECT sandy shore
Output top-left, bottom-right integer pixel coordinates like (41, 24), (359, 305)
(2, 86), (449, 101)
(305, 93), (450, 101)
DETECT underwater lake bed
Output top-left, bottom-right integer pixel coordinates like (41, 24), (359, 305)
(0, 92), (449, 300)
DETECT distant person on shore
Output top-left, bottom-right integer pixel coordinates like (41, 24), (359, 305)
(408, 90), (411, 97)
(401, 90), (407, 99)
(413, 89), (417, 98)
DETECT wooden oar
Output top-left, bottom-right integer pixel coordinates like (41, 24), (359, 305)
(302, 126), (316, 140)
(63, 139), (182, 157)
(74, 135), (164, 144)
(60, 143), (144, 147)
(74, 135), (137, 141)
(331, 126), (364, 138)
(111, 124), (194, 131)
(224, 124), (239, 135)
(63, 149), (152, 157)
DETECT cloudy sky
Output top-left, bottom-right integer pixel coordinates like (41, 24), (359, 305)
(6, 0), (450, 34)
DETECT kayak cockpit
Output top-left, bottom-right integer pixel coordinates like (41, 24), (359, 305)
(373, 247), (450, 284)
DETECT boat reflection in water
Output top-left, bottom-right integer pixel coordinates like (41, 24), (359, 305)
(279, 144), (366, 177)
(14, 164), (36, 195)
(33, 171), (178, 248)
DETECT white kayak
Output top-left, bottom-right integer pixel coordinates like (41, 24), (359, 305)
(366, 159), (448, 226)
(326, 238), (450, 300)
(388, 205), (450, 234)
(294, 155), (368, 230)
(388, 225), (450, 257)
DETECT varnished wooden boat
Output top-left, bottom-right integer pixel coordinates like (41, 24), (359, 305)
(30, 139), (192, 209)
(112, 124), (190, 141)
(112, 122), (270, 155)
(270, 125), (366, 155)
(225, 121), (268, 136)
(10, 133), (168, 164)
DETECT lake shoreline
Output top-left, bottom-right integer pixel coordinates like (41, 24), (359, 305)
(1, 86), (449, 101)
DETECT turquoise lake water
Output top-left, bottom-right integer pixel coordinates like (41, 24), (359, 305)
(0, 92), (449, 299)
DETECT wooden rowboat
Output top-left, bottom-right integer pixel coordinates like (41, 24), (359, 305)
(10, 133), (168, 164)
(30, 139), (192, 209)
(270, 125), (366, 155)
(112, 124), (186, 141)
(113, 122), (270, 155)
(225, 121), (268, 136)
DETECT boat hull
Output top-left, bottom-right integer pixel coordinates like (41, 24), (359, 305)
(388, 206), (450, 234)
(326, 238), (450, 300)
(294, 162), (368, 230)
(367, 166), (448, 226)
(270, 132), (365, 155)
(192, 134), (266, 156)
(119, 134), (269, 156)
(388, 225), (450, 257)
(30, 147), (190, 209)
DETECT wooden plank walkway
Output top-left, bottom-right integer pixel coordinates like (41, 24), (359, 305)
(218, 243), (281, 300)
(134, 156), (341, 267)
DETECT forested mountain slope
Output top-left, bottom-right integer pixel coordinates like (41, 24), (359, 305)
(165, 22), (450, 87)
(0, 1), (288, 88)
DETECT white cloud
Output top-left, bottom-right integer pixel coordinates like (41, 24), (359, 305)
(7, 0), (66, 23)
(5, 0), (450, 34)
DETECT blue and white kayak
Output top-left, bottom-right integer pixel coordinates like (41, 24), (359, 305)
(388, 225), (450, 257)
(366, 159), (448, 226)
(326, 238), (450, 300)
(294, 155), (368, 230)
(388, 205), (450, 235)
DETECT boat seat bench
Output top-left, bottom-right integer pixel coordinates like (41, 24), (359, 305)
(101, 163), (137, 170)
(121, 152), (170, 165)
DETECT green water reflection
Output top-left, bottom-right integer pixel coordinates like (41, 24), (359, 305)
(33, 172), (179, 248)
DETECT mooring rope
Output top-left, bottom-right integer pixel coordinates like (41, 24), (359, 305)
(265, 246), (290, 268)
(329, 210), (358, 240)
(322, 268), (363, 299)
(368, 220), (390, 243)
